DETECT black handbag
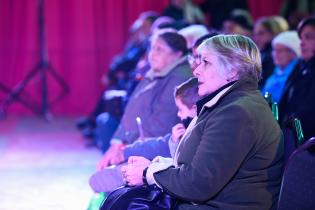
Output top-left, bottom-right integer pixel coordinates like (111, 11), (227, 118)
(100, 184), (178, 210)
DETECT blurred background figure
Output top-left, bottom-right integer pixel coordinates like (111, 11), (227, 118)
(279, 17), (315, 140)
(162, 0), (205, 25)
(150, 16), (175, 34)
(222, 8), (253, 37)
(200, 0), (248, 30)
(88, 77), (200, 193)
(253, 16), (289, 88)
(178, 24), (209, 49)
(76, 12), (158, 140)
(280, 0), (315, 29)
(3, 1), (315, 209)
(262, 31), (301, 102)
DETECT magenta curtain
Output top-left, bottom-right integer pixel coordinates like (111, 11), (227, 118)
(248, 0), (283, 20)
(0, 0), (169, 116)
(0, 0), (282, 116)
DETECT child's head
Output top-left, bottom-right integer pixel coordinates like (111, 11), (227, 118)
(174, 77), (200, 120)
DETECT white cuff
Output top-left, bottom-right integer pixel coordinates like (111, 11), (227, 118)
(146, 161), (173, 187)
(152, 156), (173, 164)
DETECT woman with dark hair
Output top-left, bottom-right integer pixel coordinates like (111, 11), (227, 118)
(118, 35), (283, 210)
(279, 17), (315, 140)
(96, 31), (193, 169)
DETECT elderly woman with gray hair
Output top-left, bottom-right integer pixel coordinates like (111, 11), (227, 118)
(115, 35), (283, 210)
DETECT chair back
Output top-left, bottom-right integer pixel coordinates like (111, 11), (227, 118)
(282, 117), (305, 164)
(278, 137), (315, 210)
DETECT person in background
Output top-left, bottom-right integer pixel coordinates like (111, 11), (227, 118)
(222, 8), (253, 37)
(273, 16), (290, 32)
(200, 0), (248, 30)
(95, 31), (217, 164)
(178, 24), (209, 49)
(76, 12), (158, 139)
(96, 31), (192, 168)
(119, 34), (283, 210)
(262, 31), (301, 102)
(122, 77), (199, 162)
(254, 16), (289, 88)
(104, 11), (158, 90)
(279, 17), (315, 140)
(150, 16), (176, 34)
(163, 0), (205, 25)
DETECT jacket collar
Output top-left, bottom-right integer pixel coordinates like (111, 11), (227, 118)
(197, 78), (258, 115)
(196, 81), (236, 115)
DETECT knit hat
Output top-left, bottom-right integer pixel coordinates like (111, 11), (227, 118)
(178, 25), (209, 49)
(272, 31), (301, 57)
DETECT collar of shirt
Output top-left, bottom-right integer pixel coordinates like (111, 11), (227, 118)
(275, 58), (299, 76)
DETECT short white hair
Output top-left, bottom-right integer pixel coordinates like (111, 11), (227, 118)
(198, 34), (262, 82)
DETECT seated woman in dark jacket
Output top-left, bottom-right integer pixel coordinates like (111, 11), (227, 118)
(120, 34), (283, 210)
(279, 17), (315, 140)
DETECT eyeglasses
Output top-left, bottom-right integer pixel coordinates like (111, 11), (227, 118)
(187, 54), (201, 66)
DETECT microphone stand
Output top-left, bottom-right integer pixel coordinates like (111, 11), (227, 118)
(0, 0), (69, 120)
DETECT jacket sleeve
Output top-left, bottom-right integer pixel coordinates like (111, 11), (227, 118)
(123, 134), (172, 160)
(153, 105), (257, 203)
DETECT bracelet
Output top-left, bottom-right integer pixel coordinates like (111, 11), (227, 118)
(142, 167), (149, 185)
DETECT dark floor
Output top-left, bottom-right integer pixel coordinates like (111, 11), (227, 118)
(0, 116), (102, 210)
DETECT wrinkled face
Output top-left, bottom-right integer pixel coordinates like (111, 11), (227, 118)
(272, 44), (297, 68)
(175, 97), (196, 120)
(254, 24), (274, 50)
(300, 25), (315, 61)
(192, 52), (228, 97)
(148, 37), (181, 72)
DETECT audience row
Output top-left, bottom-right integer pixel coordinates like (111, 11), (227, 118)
(82, 8), (315, 210)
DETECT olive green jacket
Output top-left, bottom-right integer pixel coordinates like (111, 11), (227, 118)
(153, 78), (283, 210)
